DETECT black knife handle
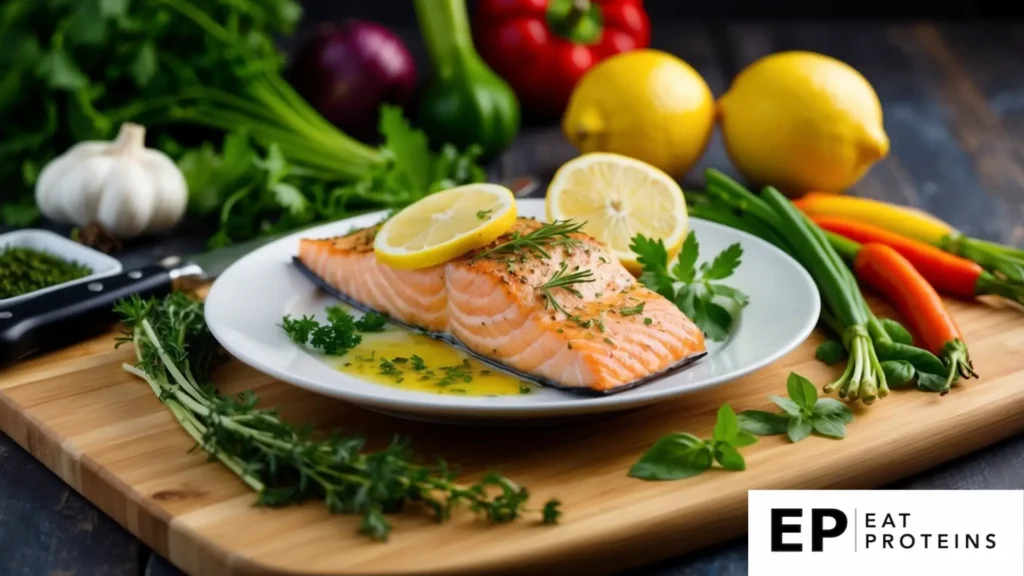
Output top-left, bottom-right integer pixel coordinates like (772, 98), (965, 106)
(0, 265), (174, 367)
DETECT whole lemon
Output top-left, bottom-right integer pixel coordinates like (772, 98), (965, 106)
(562, 49), (715, 179)
(717, 51), (889, 195)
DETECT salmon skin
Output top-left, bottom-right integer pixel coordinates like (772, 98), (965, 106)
(295, 219), (708, 395)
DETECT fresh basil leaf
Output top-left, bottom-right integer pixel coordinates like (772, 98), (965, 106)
(738, 410), (790, 435)
(671, 233), (699, 283)
(713, 442), (746, 471)
(703, 242), (743, 280)
(812, 398), (853, 423)
(811, 415), (847, 439)
(713, 404), (739, 443)
(881, 318), (913, 345)
(628, 433), (713, 481)
(787, 416), (812, 443)
(710, 283), (750, 307)
(815, 340), (845, 365)
(730, 431), (759, 448)
(769, 395), (804, 418)
(786, 372), (818, 413)
(881, 360), (915, 388)
(700, 301), (733, 342)
(916, 372), (948, 393)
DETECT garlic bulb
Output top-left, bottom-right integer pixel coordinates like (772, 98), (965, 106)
(35, 123), (188, 239)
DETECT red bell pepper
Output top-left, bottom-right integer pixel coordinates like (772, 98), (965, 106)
(472, 0), (650, 119)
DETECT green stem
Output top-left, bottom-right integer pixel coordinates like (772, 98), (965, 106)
(824, 231), (861, 262)
(415, 0), (474, 70)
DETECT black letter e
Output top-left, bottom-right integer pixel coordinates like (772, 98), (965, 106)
(771, 508), (803, 552)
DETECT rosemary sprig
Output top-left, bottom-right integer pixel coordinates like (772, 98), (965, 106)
(114, 293), (560, 541)
(540, 262), (595, 317)
(473, 219), (586, 261)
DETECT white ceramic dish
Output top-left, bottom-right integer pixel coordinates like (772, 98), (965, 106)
(205, 199), (820, 423)
(0, 229), (123, 308)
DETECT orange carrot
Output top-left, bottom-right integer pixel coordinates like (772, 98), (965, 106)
(853, 243), (977, 393)
(815, 215), (1024, 306)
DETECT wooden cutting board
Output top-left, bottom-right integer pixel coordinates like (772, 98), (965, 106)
(1, 294), (1023, 576)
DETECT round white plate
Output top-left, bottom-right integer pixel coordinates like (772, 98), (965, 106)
(205, 199), (819, 423)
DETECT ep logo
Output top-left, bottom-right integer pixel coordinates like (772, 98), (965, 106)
(771, 508), (848, 552)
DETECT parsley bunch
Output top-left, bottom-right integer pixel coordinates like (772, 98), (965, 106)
(0, 0), (486, 243)
(738, 373), (854, 443)
(630, 232), (749, 341)
(629, 404), (757, 481)
(115, 293), (559, 541)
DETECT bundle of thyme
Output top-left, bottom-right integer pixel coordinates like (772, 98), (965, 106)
(114, 293), (560, 540)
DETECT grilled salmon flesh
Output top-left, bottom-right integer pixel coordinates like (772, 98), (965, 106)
(297, 219), (707, 393)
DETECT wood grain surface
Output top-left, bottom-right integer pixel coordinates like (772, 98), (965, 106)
(3, 19), (1024, 576)
(1, 288), (1023, 576)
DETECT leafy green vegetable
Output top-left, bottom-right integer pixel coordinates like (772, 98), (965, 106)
(739, 373), (855, 443)
(630, 233), (749, 341)
(815, 340), (845, 365)
(629, 404), (756, 481)
(1, 0), (485, 243)
(115, 293), (558, 541)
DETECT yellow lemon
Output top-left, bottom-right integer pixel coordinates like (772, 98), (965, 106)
(562, 49), (715, 179)
(546, 152), (688, 274)
(374, 184), (516, 269)
(717, 51), (889, 195)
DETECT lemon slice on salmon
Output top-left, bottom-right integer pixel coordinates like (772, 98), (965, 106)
(546, 152), (688, 274)
(374, 183), (517, 269)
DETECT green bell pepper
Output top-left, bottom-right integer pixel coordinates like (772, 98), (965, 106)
(413, 0), (520, 159)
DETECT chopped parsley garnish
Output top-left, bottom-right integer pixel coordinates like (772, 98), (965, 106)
(476, 209), (492, 220)
(619, 303), (645, 316)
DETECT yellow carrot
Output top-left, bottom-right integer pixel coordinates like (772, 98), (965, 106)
(794, 193), (1024, 284)
(793, 193), (954, 245)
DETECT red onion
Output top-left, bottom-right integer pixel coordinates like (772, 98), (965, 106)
(289, 20), (417, 141)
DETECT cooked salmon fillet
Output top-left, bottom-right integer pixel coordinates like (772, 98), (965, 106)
(297, 219), (707, 392)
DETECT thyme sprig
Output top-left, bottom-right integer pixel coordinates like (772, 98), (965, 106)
(473, 219), (585, 261)
(114, 293), (560, 541)
(540, 262), (596, 317)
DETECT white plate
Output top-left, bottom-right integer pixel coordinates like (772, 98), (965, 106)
(205, 199), (820, 423)
(0, 229), (123, 308)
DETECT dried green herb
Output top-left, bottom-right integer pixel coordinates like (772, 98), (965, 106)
(0, 247), (91, 299)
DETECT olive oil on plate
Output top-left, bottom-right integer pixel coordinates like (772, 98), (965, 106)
(335, 328), (535, 397)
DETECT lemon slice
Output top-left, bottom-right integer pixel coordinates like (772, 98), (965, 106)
(546, 152), (688, 273)
(374, 183), (517, 269)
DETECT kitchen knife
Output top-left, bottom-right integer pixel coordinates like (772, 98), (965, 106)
(0, 177), (539, 367)
(0, 234), (281, 368)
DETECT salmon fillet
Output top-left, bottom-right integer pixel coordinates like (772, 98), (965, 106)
(297, 219), (707, 393)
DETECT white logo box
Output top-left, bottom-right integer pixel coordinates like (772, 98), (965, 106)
(748, 490), (1024, 576)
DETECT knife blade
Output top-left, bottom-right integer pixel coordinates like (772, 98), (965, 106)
(0, 177), (538, 367)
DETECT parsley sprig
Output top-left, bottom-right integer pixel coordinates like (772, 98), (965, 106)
(281, 306), (387, 355)
(114, 293), (560, 541)
(539, 262), (595, 317)
(738, 373), (854, 443)
(629, 404), (757, 481)
(473, 220), (585, 261)
(630, 232), (749, 341)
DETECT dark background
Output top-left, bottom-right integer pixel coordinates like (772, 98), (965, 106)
(302, 0), (1024, 23)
